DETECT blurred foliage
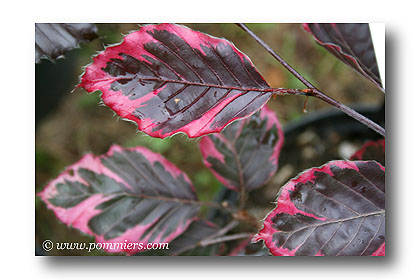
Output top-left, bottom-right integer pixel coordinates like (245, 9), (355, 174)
(35, 23), (383, 256)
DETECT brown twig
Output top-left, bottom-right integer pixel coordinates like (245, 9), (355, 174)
(199, 233), (254, 247)
(236, 23), (385, 137)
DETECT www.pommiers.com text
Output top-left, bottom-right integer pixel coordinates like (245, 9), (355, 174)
(41, 239), (169, 252)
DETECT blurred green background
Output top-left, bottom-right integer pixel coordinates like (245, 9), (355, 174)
(35, 23), (383, 255)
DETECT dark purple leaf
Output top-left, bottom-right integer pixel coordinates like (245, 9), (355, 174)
(167, 220), (221, 256)
(199, 105), (284, 191)
(303, 23), (383, 91)
(38, 145), (200, 255)
(35, 23), (98, 63)
(228, 237), (269, 256)
(254, 160), (385, 256)
(351, 139), (385, 166)
(79, 23), (274, 138)
(136, 219), (221, 256)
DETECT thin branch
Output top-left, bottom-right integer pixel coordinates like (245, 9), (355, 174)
(236, 23), (385, 137)
(308, 89), (385, 136)
(199, 233), (254, 247)
(170, 221), (240, 255)
(205, 220), (240, 241)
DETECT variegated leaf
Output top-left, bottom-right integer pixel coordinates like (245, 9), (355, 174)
(303, 23), (383, 91)
(255, 160), (385, 256)
(199, 105), (283, 191)
(38, 145), (200, 255)
(79, 23), (273, 138)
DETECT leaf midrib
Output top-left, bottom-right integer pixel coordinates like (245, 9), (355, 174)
(283, 209), (385, 234)
(138, 77), (275, 93)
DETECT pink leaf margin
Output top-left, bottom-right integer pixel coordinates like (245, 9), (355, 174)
(302, 23), (383, 91)
(253, 160), (385, 256)
(38, 145), (196, 255)
(78, 23), (270, 139)
(350, 139), (385, 161)
(199, 105), (284, 191)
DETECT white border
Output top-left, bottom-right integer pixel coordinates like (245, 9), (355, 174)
(1, 0), (418, 279)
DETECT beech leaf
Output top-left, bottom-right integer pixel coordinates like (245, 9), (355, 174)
(351, 139), (385, 166)
(255, 160), (385, 256)
(38, 145), (200, 255)
(79, 23), (273, 138)
(35, 23), (98, 63)
(303, 23), (383, 91)
(199, 105), (283, 191)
